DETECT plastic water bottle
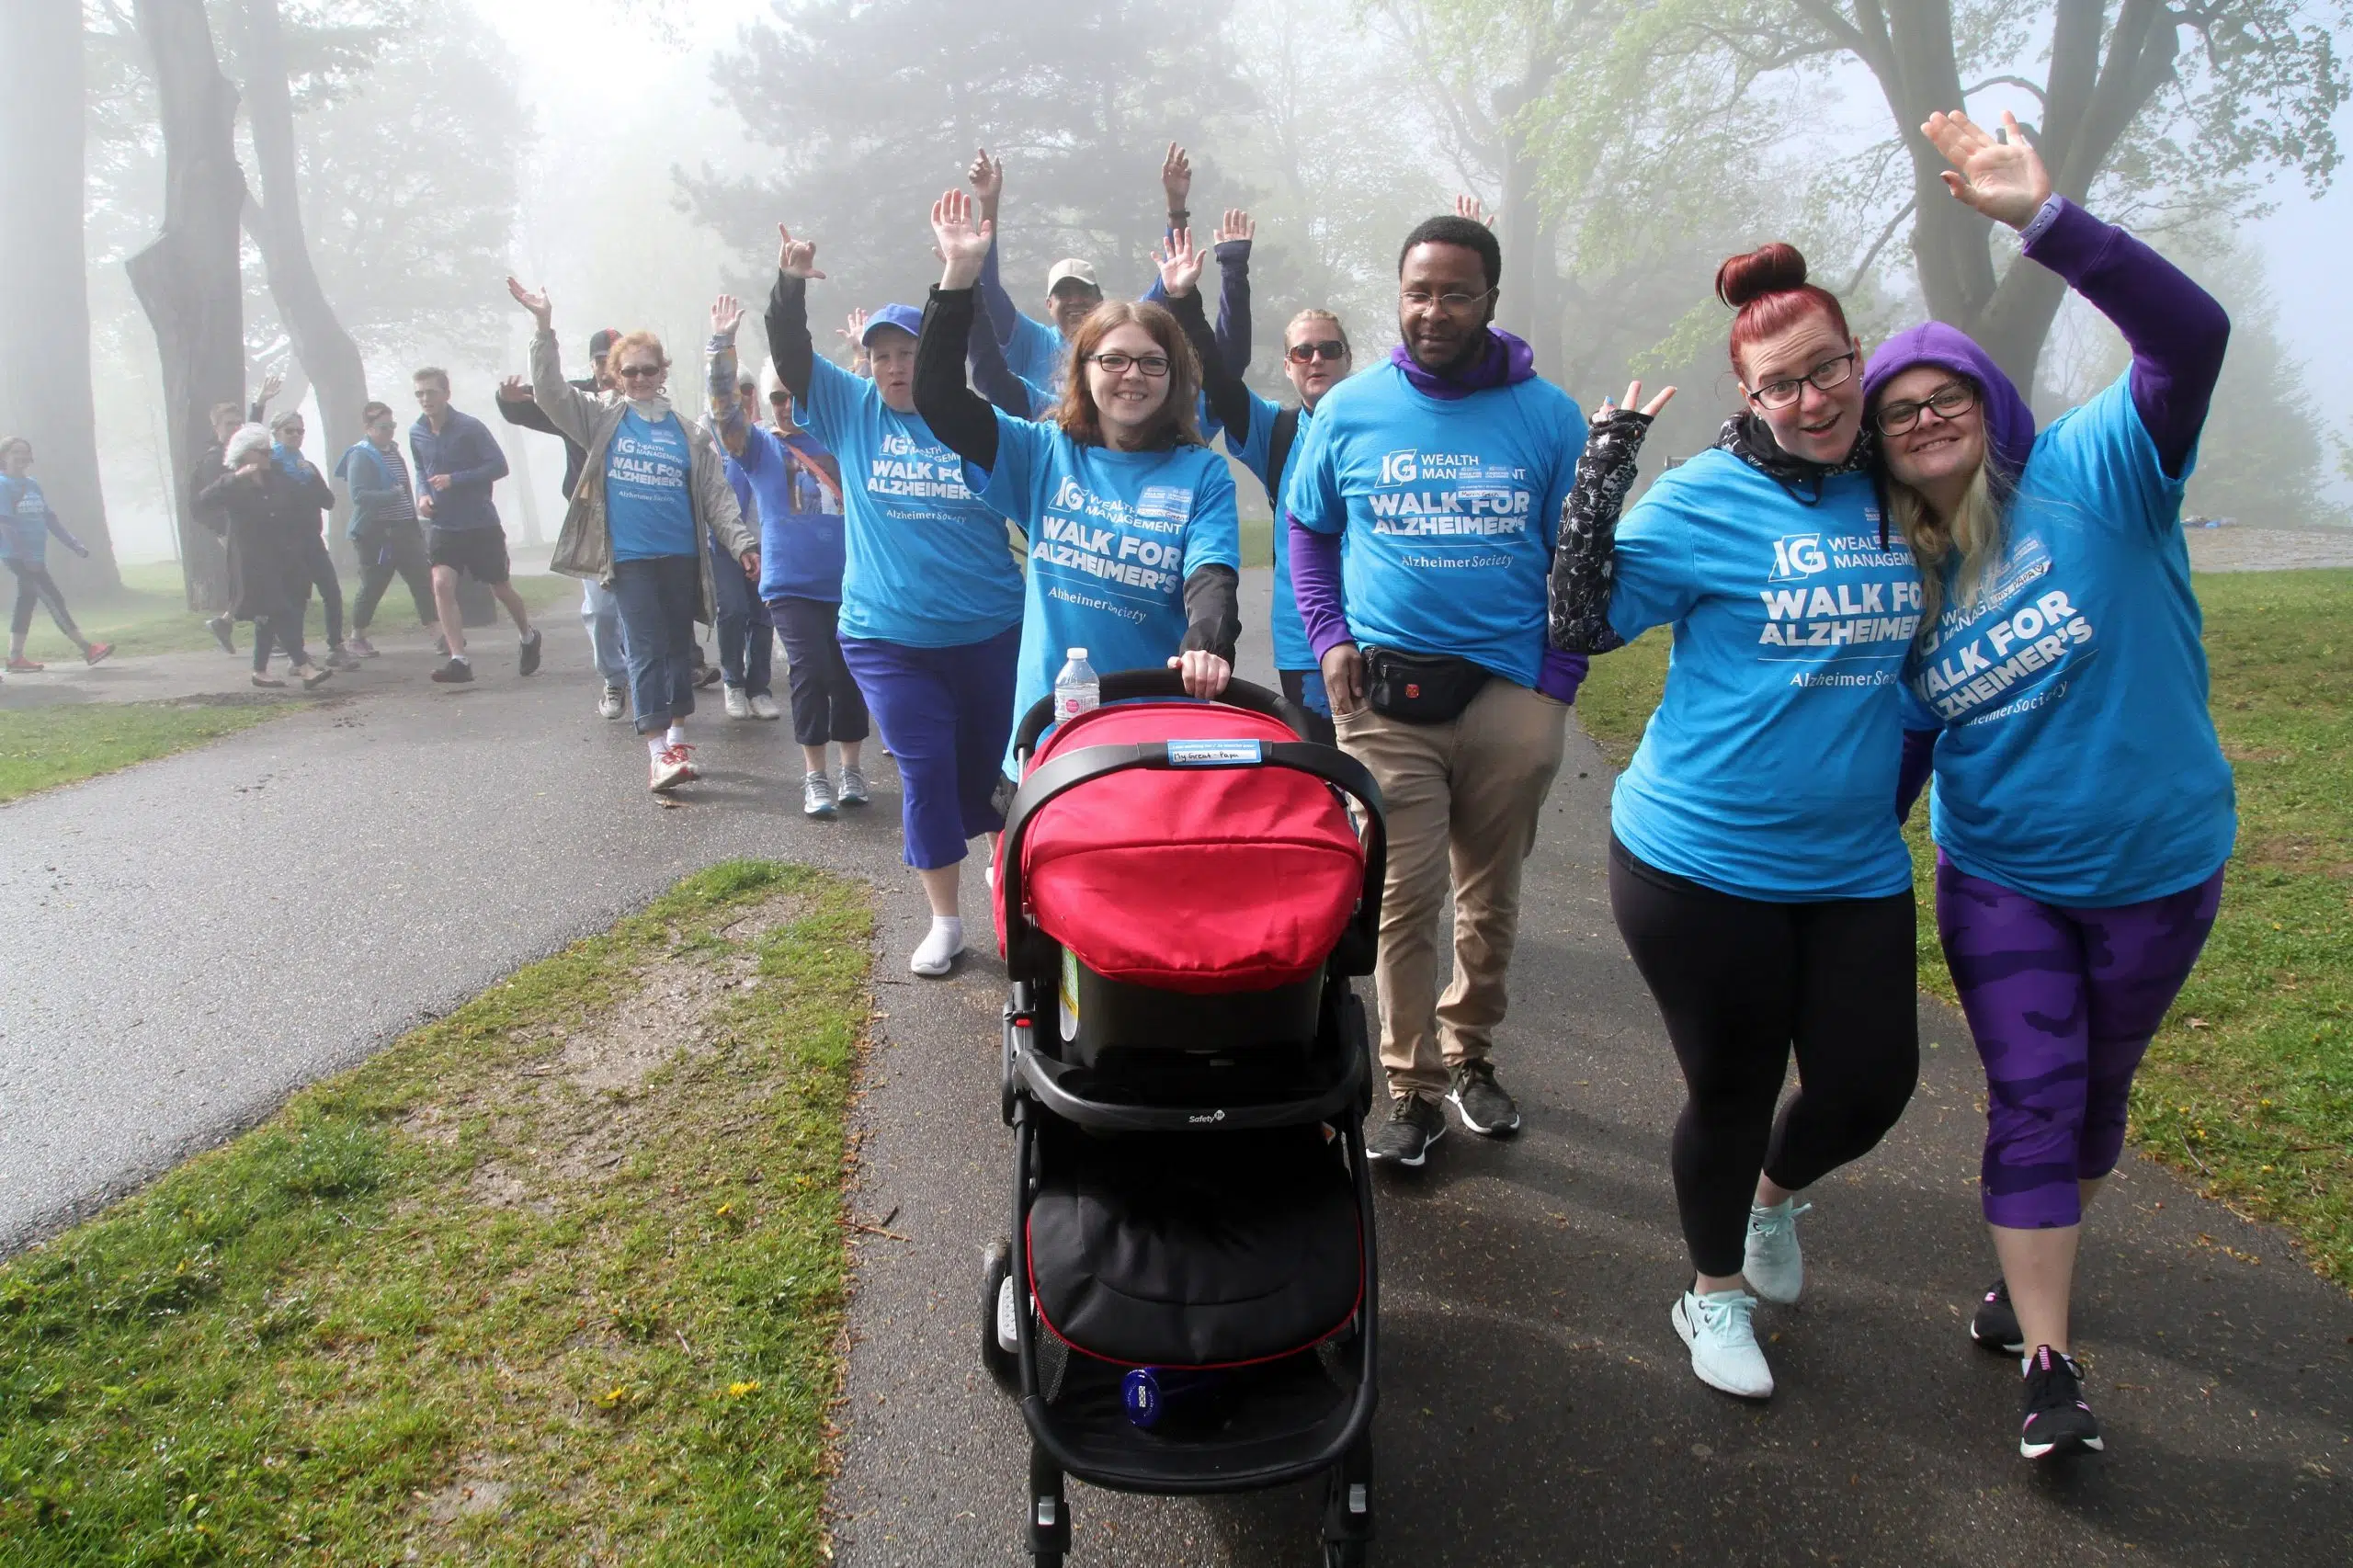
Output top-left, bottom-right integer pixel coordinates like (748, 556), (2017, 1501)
(1053, 647), (1099, 722)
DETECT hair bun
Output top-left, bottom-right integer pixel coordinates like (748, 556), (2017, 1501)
(1715, 243), (1810, 310)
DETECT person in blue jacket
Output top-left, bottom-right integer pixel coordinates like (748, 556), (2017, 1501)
(1865, 109), (2235, 1464)
(1549, 242), (1923, 1403)
(765, 221), (1029, 980)
(916, 189), (1242, 774)
(0, 437), (111, 672)
(334, 402), (440, 658)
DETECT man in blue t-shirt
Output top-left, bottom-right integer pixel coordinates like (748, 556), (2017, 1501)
(1287, 213), (1588, 1168)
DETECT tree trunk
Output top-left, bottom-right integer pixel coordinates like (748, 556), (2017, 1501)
(125, 0), (249, 614)
(239, 0), (367, 553)
(0, 0), (119, 596)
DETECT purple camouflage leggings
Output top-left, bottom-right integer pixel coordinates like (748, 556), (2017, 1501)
(1938, 854), (2224, 1230)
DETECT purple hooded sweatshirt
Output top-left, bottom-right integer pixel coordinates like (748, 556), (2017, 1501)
(1289, 327), (1588, 701)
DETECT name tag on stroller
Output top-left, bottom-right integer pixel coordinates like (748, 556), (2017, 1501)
(1165, 739), (1263, 766)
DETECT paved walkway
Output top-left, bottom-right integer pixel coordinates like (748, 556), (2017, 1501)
(3, 574), (2347, 1565)
(2185, 522), (2353, 573)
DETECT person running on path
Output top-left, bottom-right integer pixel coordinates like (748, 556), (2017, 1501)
(1549, 245), (1923, 1402)
(1288, 212), (1586, 1171)
(335, 402), (440, 657)
(499, 331), (633, 719)
(1863, 109), (2234, 1464)
(510, 279), (758, 792)
(409, 367), (541, 685)
(765, 221), (1029, 978)
(265, 409), (357, 671)
(196, 424), (333, 690)
(0, 437), (112, 672)
(919, 190), (1242, 778)
(708, 302), (872, 816)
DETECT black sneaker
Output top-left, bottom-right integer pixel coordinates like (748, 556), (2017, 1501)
(1367, 1095), (1446, 1167)
(207, 615), (237, 654)
(431, 656), (475, 685)
(2019, 1346), (2103, 1459)
(1448, 1059), (1521, 1137)
(1972, 1278), (2025, 1355)
(694, 661), (722, 688)
(518, 629), (543, 676)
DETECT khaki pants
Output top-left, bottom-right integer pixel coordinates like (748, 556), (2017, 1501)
(1334, 678), (1568, 1100)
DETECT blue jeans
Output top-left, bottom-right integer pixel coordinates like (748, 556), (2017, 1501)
(709, 543), (772, 695)
(581, 581), (627, 686)
(839, 624), (1021, 870)
(610, 555), (699, 734)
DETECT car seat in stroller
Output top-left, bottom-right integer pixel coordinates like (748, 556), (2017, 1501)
(980, 671), (1387, 1564)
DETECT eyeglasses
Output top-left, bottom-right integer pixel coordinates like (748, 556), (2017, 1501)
(1399, 287), (1495, 313)
(1286, 340), (1347, 364)
(1086, 352), (1170, 378)
(1745, 351), (1857, 410)
(1874, 380), (1978, 436)
(617, 364), (665, 381)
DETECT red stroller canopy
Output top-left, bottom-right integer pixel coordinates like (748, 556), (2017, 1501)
(997, 701), (1366, 994)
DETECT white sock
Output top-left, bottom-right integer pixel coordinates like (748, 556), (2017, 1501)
(665, 724), (687, 745)
(910, 915), (964, 976)
(648, 737), (667, 761)
(450, 652), (470, 665)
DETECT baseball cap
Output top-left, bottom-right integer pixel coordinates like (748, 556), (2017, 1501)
(588, 328), (621, 359)
(861, 303), (924, 344)
(1046, 259), (1100, 294)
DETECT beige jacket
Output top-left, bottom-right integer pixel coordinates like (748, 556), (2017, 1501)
(533, 327), (756, 622)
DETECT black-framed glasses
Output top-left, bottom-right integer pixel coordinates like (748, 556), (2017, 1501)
(617, 363), (665, 381)
(1746, 351), (1857, 410)
(1086, 352), (1170, 378)
(1399, 287), (1495, 313)
(1874, 380), (1978, 436)
(1286, 340), (1347, 364)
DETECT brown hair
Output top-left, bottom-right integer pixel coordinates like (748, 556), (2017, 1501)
(1050, 301), (1201, 449)
(607, 331), (668, 373)
(0, 436), (29, 462)
(210, 401), (242, 426)
(412, 366), (450, 391)
(361, 401), (394, 423)
(1716, 243), (1852, 384)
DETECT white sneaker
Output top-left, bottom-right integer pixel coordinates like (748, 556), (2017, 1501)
(837, 764), (869, 805)
(749, 691), (782, 721)
(649, 745), (694, 793)
(803, 770), (837, 817)
(1743, 1199), (1813, 1305)
(910, 915), (964, 977)
(1673, 1288), (1773, 1399)
(598, 684), (624, 721)
(723, 685), (753, 720)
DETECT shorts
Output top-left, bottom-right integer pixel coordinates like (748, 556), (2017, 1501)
(426, 526), (511, 585)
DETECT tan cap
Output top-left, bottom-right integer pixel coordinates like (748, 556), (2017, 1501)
(1045, 258), (1100, 293)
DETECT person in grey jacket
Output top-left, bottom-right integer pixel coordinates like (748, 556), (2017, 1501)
(334, 402), (440, 656)
(508, 276), (759, 792)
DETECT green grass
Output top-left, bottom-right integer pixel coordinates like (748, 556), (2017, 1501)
(19, 561), (576, 664)
(0, 699), (293, 803)
(1574, 571), (2353, 1288)
(0, 860), (873, 1563)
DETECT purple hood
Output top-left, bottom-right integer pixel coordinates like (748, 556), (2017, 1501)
(1861, 322), (2037, 487)
(1390, 328), (1537, 400)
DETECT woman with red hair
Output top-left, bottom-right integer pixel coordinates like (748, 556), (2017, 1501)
(1549, 244), (1924, 1402)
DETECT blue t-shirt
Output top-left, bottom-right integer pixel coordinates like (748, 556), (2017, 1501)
(1004, 312), (1068, 394)
(797, 357), (1026, 648)
(1284, 363), (1585, 687)
(1229, 388), (1316, 672)
(733, 426), (847, 605)
(972, 410), (1240, 770)
(0, 475), (53, 563)
(603, 410), (697, 561)
(1904, 373), (2234, 904)
(1607, 450), (1922, 901)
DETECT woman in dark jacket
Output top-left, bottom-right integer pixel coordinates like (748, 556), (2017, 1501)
(198, 424), (333, 689)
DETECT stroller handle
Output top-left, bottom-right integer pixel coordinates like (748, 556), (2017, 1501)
(1011, 670), (1313, 764)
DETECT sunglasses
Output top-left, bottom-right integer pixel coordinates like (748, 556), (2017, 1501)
(617, 364), (665, 381)
(1286, 340), (1347, 364)
(1086, 352), (1170, 378)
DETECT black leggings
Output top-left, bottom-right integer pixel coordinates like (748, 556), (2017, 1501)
(1608, 835), (1919, 1278)
(8, 560), (79, 641)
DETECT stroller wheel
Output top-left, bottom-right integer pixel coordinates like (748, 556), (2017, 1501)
(1324, 1543), (1368, 1567)
(981, 1241), (1018, 1390)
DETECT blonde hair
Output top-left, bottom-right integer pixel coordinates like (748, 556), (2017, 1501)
(1285, 308), (1350, 353)
(1889, 463), (2006, 638)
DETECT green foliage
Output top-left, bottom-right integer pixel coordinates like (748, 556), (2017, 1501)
(0, 699), (291, 802)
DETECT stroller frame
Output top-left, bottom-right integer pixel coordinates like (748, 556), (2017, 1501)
(982, 673), (1388, 1565)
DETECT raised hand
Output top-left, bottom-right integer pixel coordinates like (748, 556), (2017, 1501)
(775, 224), (827, 280)
(710, 292), (745, 337)
(967, 147), (1004, 210)
(256, 373), (282, 405)
(836, 306), (870, 353)
(496, 374), (529, 403)
(506, 276), (552, 328)
(1922, 108), (2051, 230)
(1155, 227), (1206, 298)
(1455, 193), (1490, 227)
(1597, 379), (1677, 420)
(931, 187), (994, 289)
(1161, 142), (1192, 213)
(1215, 208), (1255, 245)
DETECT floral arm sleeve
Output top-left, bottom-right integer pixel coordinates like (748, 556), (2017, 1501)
(1547, 407), (1653, 654)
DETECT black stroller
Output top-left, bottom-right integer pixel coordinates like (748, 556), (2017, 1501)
(980, 672), (1388, 1564)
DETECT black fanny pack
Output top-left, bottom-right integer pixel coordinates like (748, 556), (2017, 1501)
(1363, 645), (1490, 724)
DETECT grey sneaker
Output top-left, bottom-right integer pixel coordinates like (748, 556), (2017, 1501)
(1366, 1095), (1446, 1166)
(1448, 1060), (1521, 1136)
(597, 684), (625, 721)
(723, 685), (753, 720)
(837, 764), (870, 806)
(803, 770), (837, 818)
(749, 691), (782, 721)
(1742, 1199), (1812, 1305)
